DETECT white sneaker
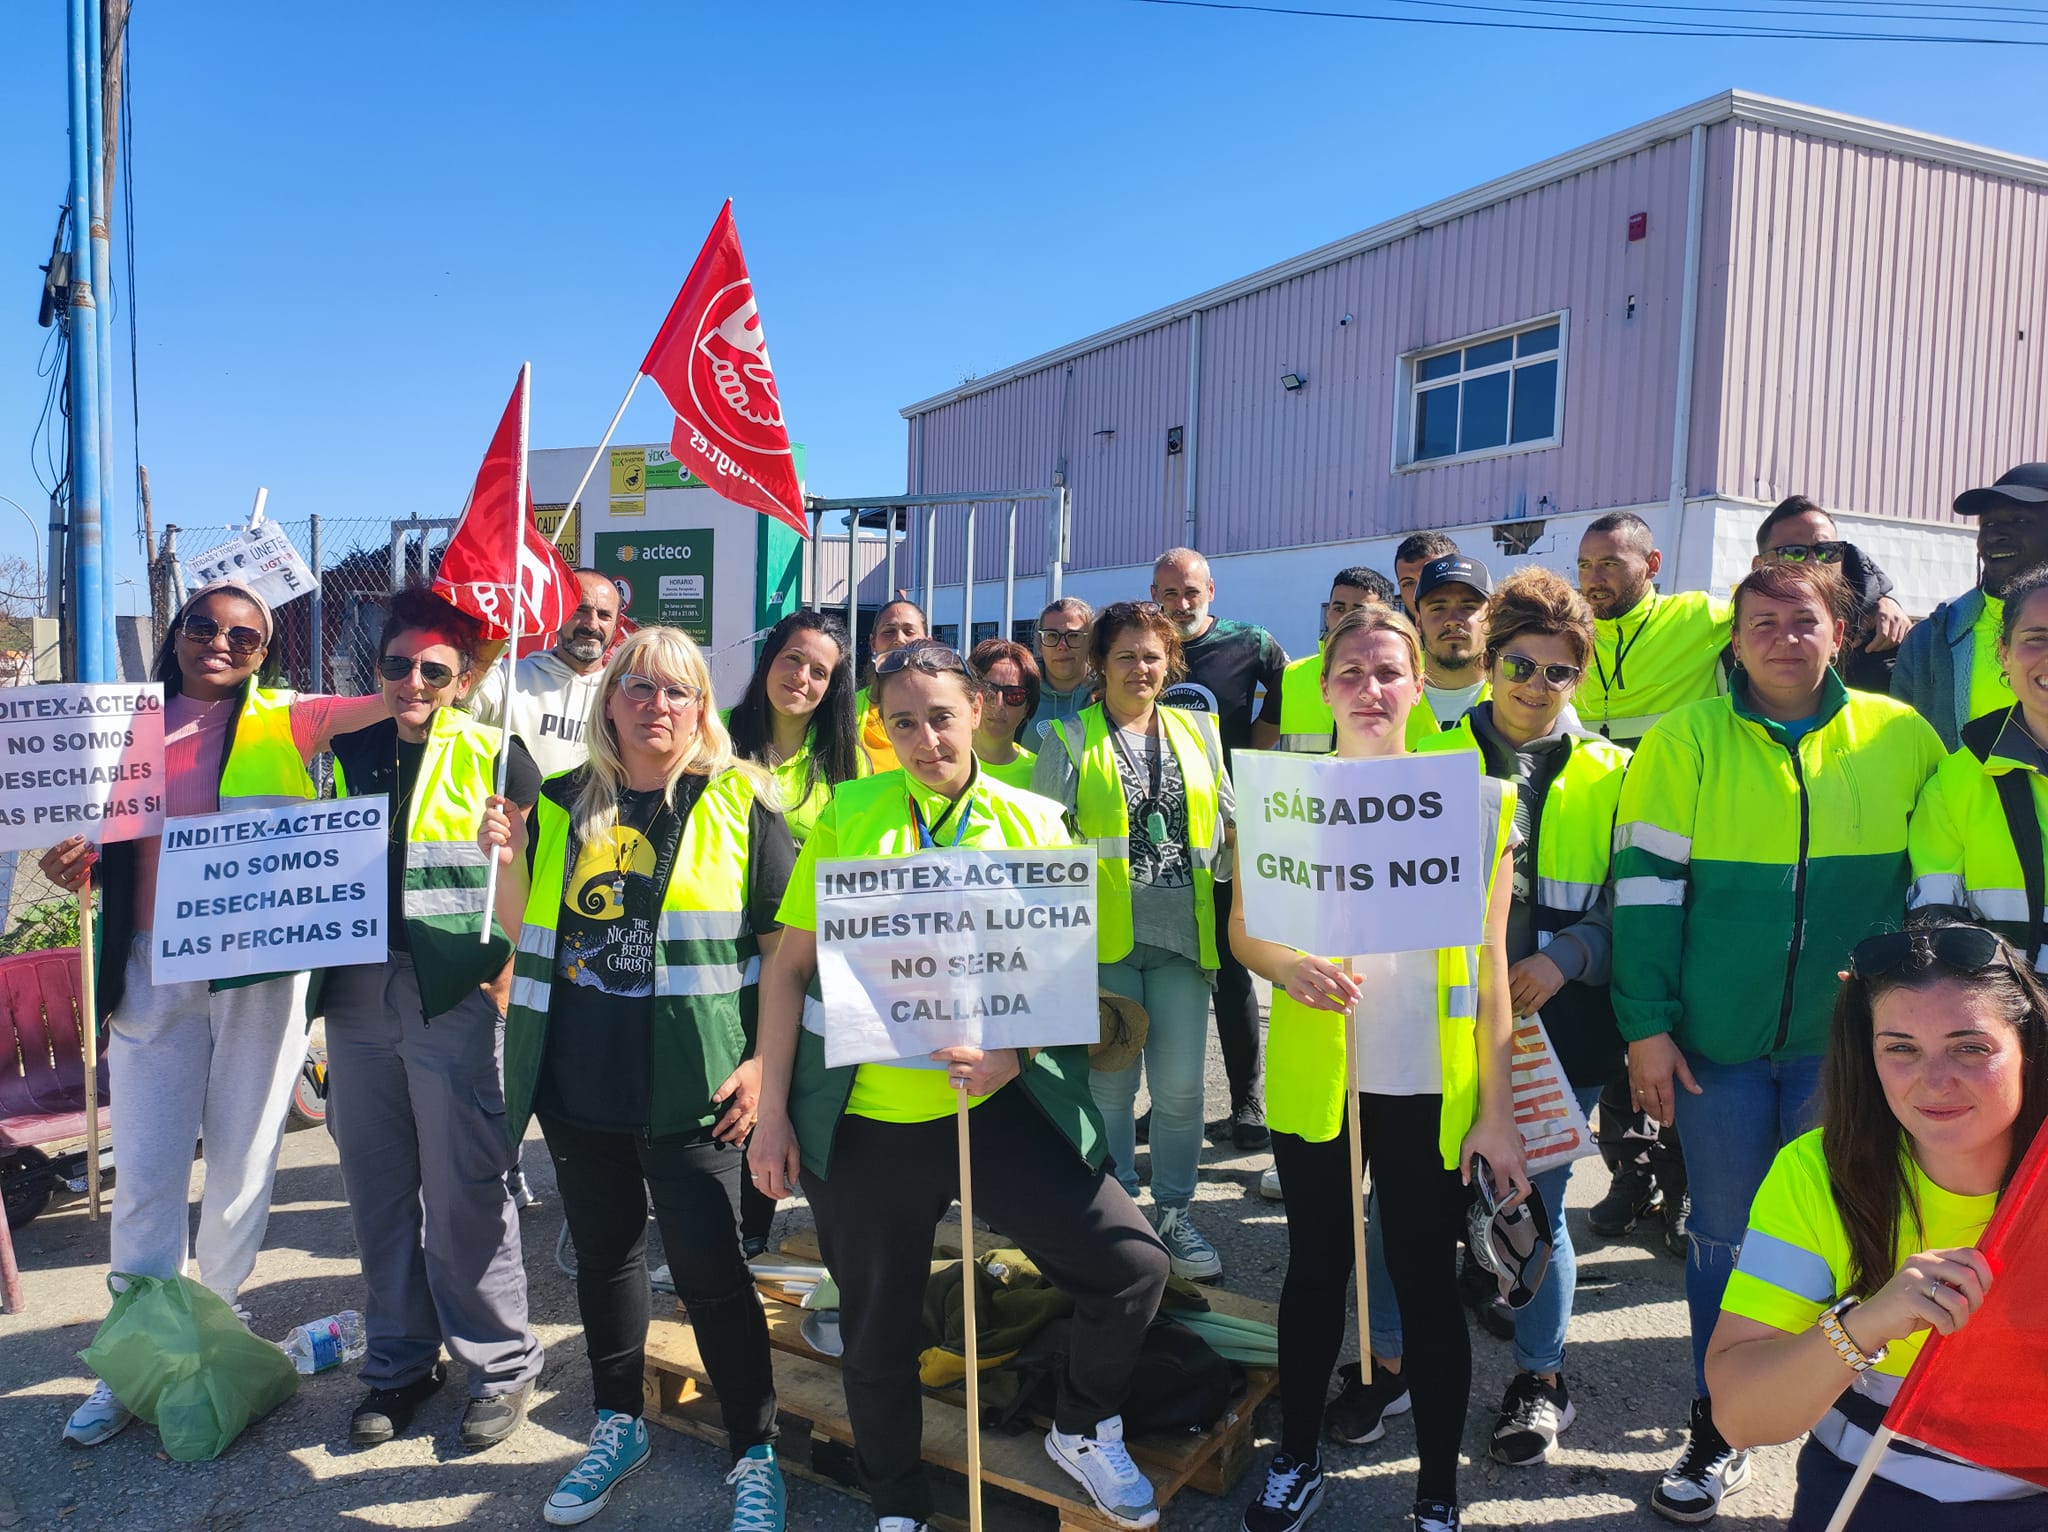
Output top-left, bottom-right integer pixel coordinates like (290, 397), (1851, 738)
(1259, 1165), (1283, 1201)
(874, 1521), (930, 1532)
(63, 1380), (134, 1447)
(1045, 1415), (1160, 1529)
(1155, 1205), (1223, 1282)
(1651, 1398), (1752, 1523)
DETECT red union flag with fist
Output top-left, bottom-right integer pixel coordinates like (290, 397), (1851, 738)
(639, 201), (808, 537)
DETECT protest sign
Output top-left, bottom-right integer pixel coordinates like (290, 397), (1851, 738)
(1232, 749), (1484, 957)
(1510, 1015), (1597, 1176)
(0, 683), (166, 853)
(815, 848), (1099, 1068)
(150, 798), (389, 983)
(184, 520), (316, 608)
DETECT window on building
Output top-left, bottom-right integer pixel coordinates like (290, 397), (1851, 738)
(934, 624), (961, 649)
(1401, 315), (1564, 467)
(971, 621), (999, 645)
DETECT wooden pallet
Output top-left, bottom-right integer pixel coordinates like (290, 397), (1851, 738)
(643, 1226), (1276, 1531)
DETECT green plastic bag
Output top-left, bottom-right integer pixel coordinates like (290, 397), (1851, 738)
(79, 1273), (299, 1461)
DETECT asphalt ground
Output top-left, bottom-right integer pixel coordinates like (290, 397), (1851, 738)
(0, 1037), (1804, 1532)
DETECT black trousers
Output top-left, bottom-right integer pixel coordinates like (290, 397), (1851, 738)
(1272, 1094), (1471, 1505)
(538, 1114), (776, 1457)
(1788, 1437), (2047, 1532)
(1210, 877), (1264, 1110)
(801, 1085), (1170, 1521)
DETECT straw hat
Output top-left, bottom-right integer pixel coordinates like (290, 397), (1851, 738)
(1090, 990), (1150, 1073)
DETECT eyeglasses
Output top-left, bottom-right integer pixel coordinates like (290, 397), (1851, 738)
(1764, 540), (1848, 566)
(874, 642), (973, 682)
(984, 683), (1030, 708)
(180, 614), (265, 656)
(1037, 629), (1087, 649)
(1850, 924), (2007, 980)
(379, 654), (459, 688)
(618, 674), (702, 708)
(1498, 652), (1583, 689)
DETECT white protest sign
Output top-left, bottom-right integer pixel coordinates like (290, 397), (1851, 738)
(150, 797), (389, 983)
(1511, 1015), (1598, 1176)
(1232, 749), (1484, 957)
(185, 521), (316, 608)
(0, 683), (166, 853)
(815, 848), (1099, 1068)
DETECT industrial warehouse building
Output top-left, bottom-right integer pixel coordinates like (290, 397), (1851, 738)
(885, 90), (2046, 660)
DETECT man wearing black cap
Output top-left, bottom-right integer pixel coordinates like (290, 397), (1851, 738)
(1412, 554), (1493, 743)
(1895, 462), (2048, 750)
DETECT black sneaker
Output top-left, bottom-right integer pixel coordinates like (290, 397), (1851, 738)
(1242, 1451), (1323, 1531)
(349, 1361), (448, 1447)
(1412, 1497), (1462, 1531)
(1661, 1193), (1692, 1259)
(1231, 1097), (1270, 1150)
(1457, 1248), (1518, 1339)
(1651, 1397), (1752, 1523)
(459, 1379), (533, 1450)
(1588, 1165), (1662, 1236)
(1325, 1361), (1411, 1445)
(1489, 1371), (1576, 1466)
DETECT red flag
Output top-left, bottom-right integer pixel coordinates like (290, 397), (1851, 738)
(1884, 1121), (2048, 1488)
(433, 367), (579, 657)
(640, 201), (808, 537)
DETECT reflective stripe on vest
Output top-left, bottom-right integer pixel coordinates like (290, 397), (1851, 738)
(1052, 704), (1224, 967)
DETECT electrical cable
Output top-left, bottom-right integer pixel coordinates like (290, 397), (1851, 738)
(1517, 0), (2048, 20)
(1125, 0), (2048, 41)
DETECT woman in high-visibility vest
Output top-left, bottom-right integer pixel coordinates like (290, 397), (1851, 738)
(39, 579), (389, 1450)
(854, 598), (929, 773)
(1706, 914), (2047, 1530)
(727, 608), (859, 850)
(1229, 603), (1525, 1532)
(1909, 563), (2048, 968)
(968, 635), (1042, 791)
(749, 640), (1171, 1532)
(481, 625), (796, 1531)
(325, 588), (545, 1454)
(1613, 559), (1945, 1525)
(1032, 600), (1235, 1285)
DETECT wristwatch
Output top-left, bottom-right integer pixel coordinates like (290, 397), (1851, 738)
(1818, 1295), (1887, 1372)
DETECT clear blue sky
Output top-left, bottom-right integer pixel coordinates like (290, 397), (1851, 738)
(4, 1), (2045, 606)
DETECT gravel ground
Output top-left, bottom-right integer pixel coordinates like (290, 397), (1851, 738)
(0, 1028), (1802, 1531)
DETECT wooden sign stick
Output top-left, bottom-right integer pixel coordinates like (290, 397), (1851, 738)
(956, 1081), (983, 1532)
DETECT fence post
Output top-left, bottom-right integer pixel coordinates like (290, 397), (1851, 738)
(1003, 500), (1017, 639)
(309, 513), (325, 693)
(962, 502), (976, 647)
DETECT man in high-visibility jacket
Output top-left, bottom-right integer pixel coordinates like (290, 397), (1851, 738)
(1275, 565), (1398, 754)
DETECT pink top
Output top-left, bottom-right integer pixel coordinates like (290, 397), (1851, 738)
(130, 691), (388, 928)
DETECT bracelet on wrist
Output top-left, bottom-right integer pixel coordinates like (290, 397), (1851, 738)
(1818, 1295), (1888, 1373)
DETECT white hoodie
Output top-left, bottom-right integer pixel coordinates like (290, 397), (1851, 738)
(468, 648), (603, 780)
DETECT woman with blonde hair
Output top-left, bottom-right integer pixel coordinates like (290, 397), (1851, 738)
(481, 625), (796, 1530)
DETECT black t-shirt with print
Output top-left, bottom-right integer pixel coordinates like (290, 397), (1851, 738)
(1157, 617), (1287, 764)
(532, 775), (796, 1133)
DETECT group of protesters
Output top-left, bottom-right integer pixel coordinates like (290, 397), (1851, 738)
(36, 459), (2048, 1532)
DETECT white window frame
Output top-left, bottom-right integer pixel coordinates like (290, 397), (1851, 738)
(1393, 311), (1569, 471)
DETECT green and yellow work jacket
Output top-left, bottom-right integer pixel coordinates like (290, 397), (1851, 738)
(502, 766), (766, 1142)
(1613, 672), (1946, 1062)
(1907, 707), (2048, 969)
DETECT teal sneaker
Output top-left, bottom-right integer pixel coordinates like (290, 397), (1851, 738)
(544, 1410), (650, 1526)
(726, 1442), (787, 1531)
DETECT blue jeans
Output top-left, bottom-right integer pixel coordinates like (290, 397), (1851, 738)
(1670, 1049), (1823, 1395)
(1365, 1085), (1605, 1376)
(1093, 944), (1213, 1210)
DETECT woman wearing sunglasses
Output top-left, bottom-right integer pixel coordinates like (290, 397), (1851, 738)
(39, 580), (391, 1448)
(323, 587), (546, 1453)
(1033, 600), (1235, 1284)
(1613, 560), (1947, 1524)
(1909, 562), (2048, 967)
(854, 598), (930, 774)
(480, 626), (796, 1529)
(968, 636), (1042, 790)
(1229, 603), (1524, 1532)
(1706, 915), (2047, 1529)
(749, 641), (1171, 1532)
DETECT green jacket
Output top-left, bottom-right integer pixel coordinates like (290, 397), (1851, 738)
(1613, 671), (1945, 1061)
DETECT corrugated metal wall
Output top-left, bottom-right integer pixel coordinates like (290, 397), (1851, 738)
(1708, 122), (2048, 522)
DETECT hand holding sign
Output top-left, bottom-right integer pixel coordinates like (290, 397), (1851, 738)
(1280, 952), (1362, 1013)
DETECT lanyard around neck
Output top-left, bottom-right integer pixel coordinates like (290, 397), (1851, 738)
(1593, 593), (1658, 697)
(910, 764), (977, 849)
(1109, 715), (1164, 808)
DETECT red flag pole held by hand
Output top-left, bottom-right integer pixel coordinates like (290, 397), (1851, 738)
(477, 363), (530, 944)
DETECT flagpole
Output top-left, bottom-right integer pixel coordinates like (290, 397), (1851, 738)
(556, 373), (645, 556)
(479, 361), (530, 944)
(1820, 1425), (1893, 1532)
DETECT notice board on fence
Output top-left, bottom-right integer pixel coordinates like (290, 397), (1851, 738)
(150, 798), (390, 983)
(814, 848), (1099, 1068)
(0, 683), (166, 853)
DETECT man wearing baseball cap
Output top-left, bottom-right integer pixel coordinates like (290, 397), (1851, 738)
(1895, 462), (2048, 750)
(1410, 554), (1493, 747)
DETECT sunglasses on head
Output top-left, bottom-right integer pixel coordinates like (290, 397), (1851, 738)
(1498, 651), (1582, 689)
(179, 614), (265, 656)
(1850, 924), (2008, 980)
(378, 654), (460, 688)
(1766, 540), (1847, 566)
(618, 674), (702, 708)
(1038, 629), (1086, 649)
(874, 642), (972, 682)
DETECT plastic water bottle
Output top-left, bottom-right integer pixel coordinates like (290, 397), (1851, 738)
(280, 1311), (367, 1375)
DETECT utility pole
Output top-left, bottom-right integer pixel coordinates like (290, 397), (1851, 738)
(65, 0), (107, 683)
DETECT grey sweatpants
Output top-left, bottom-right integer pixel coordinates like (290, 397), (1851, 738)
(322, 954), (543, 1398)
(105, 933), (311, 1302)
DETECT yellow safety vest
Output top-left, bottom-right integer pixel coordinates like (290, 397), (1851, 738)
(1908, 706), (2048, 968)
(1277, 649), (1334, 754)
(1578, 588), (1731, 745)
(1049, 704), (1227, 968)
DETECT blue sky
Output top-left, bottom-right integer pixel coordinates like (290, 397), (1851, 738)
(4, 1), (2045, 605)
